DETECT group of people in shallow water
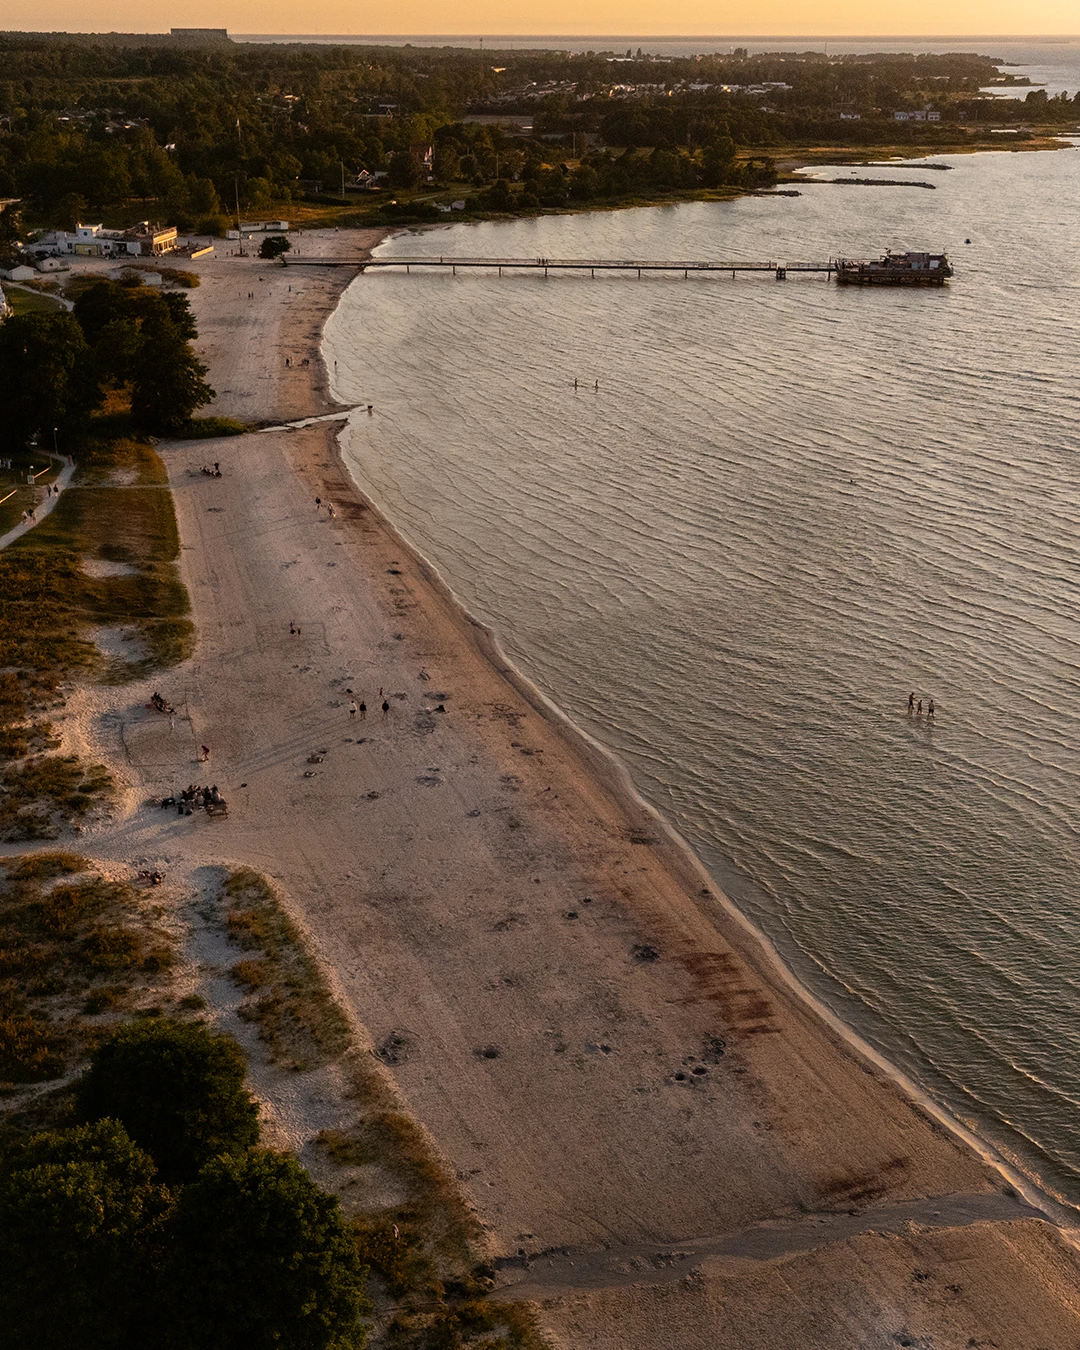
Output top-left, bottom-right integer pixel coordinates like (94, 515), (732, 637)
(908, 692), (935, 718)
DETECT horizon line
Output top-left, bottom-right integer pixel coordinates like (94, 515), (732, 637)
(5, 28), (1080, 40)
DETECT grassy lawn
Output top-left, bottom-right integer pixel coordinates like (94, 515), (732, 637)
(1, 283), (65, 317)
(0, 452), (63, 536)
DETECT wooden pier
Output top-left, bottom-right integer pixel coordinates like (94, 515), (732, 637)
(284, 255), (835, 279)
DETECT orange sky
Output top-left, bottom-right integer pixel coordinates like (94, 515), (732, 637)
(7, 0), (1080, 37)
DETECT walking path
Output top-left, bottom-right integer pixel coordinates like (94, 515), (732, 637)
(0, 458), (75, 550)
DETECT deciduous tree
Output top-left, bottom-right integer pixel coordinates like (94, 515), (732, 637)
(76, 1018), (258, 1184)
(0, 311), (96, 452)
(166, 1150), (370, 1350)
(0, 1119), (169, 1349)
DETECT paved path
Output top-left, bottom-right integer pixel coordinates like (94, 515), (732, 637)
(0, 459), (75, 551)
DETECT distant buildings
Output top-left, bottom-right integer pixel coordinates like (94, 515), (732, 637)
(893, 110), (941, 122)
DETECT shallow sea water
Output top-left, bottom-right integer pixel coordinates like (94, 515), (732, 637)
(326, 140), (1080, 1207)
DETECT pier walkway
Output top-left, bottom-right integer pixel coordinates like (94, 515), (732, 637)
(284, 255), (835, 279)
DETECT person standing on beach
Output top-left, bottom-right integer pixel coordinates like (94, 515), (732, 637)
(200, 745), (211, 762)
(908, 691), (915, 713)
(359, 701), (366, 720)
(315, 497), (321, 510)
(382, 700), (390, 718)
(928, 699), (935, 718)
(349, 700), (357, 718)
(916, 700), (922, 715)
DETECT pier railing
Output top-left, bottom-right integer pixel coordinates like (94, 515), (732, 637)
(285, 255), (835, 278)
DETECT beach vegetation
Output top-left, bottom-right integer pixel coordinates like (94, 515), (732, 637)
(166, 1149), (371, 1350)
(173, 415), (248, 439)
(0, 856), (173, 1084)
(0, 315), (195, 839)
(0, 1118), (170, 1349)
(222, 868), (351, 1070)
(76, 1018), (260, 1184)
(258, 234), (292, 259)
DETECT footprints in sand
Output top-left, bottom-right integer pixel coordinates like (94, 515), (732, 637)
(375, 1029), (417, 1065)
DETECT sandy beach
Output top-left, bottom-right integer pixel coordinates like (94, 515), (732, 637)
(66, 228), (1080, 1347)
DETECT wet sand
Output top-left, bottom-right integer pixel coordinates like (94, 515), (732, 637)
(74, 229), (1080, 1348)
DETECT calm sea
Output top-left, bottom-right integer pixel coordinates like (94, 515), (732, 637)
(325, 131), (1080, 1208)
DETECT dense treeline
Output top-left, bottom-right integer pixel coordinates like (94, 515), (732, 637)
(0, 35), (1075, 226)
(0, 1018), (369, 1349)
(0, 277), (213, 448)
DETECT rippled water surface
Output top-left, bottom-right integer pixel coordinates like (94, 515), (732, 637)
(326, 142), (1080, 1206)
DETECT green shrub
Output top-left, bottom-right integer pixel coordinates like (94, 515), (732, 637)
(0, 1119), (169, 1349)
(166, 1150), (371, 1350)
(76, 1018), (260, 1183)
(173, 415), (248, 439)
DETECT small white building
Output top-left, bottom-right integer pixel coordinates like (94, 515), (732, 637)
(1, 264), (36, 281)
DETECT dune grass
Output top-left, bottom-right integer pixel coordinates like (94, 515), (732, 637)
(0, 853), (175, 1087)
(222, 868), (351, 1071)
(0, 419), (193, 838)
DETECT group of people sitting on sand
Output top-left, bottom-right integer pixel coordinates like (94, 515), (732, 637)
(149, 691), (175, 715)
(200, 463), (223, 478)
(160, 784), (226, 817)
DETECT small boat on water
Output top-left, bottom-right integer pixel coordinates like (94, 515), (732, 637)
(834, 251), (953, 285)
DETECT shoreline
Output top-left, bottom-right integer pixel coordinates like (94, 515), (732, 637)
(319, 275), (1075, 1232)
(71, 220), (1080, 1346)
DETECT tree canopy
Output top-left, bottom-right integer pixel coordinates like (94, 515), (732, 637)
(166, 1150), (370, 1350)
(259, 234), (291, 259)
(76, 1017), (260, 1184)
(0, 277), (214, 450)
(0, 1119), (169, 1349)
(0, 310), (97, 453)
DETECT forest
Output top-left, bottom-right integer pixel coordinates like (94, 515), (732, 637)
(0, 33), (1076, 227)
